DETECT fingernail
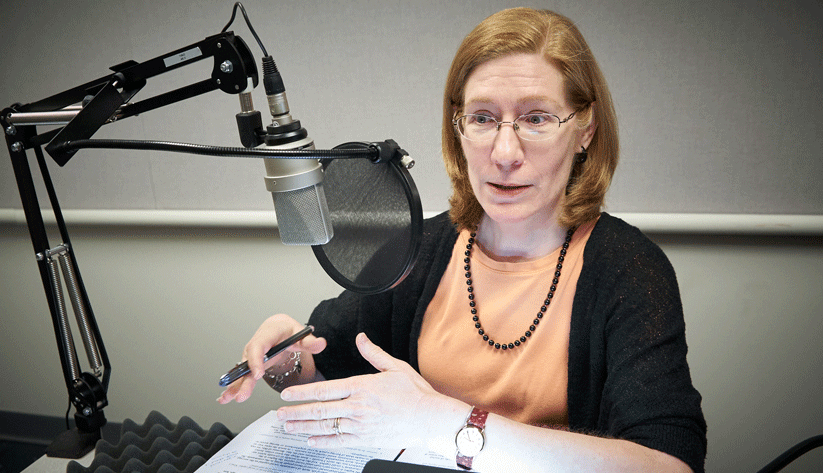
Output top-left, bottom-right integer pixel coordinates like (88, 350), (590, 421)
(280, 390), (292, 401)
(307, 437), (316, 447)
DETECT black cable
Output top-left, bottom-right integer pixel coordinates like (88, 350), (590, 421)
(64, 398), (71, 430)
(221, 2), (268, 57)
(755, 435), (823, 473)
(55, 139), (378, 160)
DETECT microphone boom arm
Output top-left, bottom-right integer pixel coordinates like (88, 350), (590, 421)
(5, 30), (259, 165)
(1, 15), (415, 458)
(2, 33), (264, 457)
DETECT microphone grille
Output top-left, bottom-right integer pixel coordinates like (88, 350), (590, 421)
(273, 184), (333, 245)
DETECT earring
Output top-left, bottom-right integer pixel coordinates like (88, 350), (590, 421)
(574, 146), (588, 164)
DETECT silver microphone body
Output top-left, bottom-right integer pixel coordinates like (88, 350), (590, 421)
(262, 135), (334, 246)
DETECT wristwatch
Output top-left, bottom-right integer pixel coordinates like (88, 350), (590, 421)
(455, 406), (488, 470)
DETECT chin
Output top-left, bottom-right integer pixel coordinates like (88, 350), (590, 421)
(481, 200), (559, 229)
(482, 205), (535, 226)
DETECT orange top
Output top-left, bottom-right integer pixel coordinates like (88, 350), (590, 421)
(417, 219), (596, 426)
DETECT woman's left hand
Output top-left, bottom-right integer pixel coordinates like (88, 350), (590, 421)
(276, 332), (464, 450)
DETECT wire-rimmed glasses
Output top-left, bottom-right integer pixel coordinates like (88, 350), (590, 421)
(453, 112), (576, 142)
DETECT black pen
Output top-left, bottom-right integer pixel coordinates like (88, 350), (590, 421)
(218, 325), (314, 387)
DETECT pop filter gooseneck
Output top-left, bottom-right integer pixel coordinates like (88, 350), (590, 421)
(312, 142), (423, 295)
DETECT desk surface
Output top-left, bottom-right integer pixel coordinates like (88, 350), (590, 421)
(23, 451), (93, 473)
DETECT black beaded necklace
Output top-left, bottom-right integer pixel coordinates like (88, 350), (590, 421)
(464, 227), (575, 350)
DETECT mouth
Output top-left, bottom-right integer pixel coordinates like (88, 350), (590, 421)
(489, 183), (530, 191)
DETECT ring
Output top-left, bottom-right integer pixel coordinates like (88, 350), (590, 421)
(332, 417), (342, 436)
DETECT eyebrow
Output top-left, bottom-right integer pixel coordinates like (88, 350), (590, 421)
(463, 95), (565, 110)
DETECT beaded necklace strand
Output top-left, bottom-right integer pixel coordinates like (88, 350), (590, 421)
(464, 227), (575, 350)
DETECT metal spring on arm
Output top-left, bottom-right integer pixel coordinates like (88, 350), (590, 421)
(58, 252), (104, 377)
(45, 256), (82, 382)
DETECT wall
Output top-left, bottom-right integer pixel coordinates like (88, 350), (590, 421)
(1, 0), (821, 215)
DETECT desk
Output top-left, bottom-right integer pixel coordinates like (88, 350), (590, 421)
(23, 451), (93, 473)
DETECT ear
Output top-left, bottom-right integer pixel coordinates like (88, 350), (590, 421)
(580, 102), (598, 150)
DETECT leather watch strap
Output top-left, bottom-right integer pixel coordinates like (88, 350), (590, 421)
(456, 407), (489, 470)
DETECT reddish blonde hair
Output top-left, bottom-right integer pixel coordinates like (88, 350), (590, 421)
(442, 8), (619, 230)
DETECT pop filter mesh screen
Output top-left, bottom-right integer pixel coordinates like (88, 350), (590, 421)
(312, 147), (422, 294)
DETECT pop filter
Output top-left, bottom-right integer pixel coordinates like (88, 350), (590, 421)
(312, 142), (423, 295)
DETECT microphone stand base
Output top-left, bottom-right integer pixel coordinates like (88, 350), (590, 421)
(45, 427), (100, 459)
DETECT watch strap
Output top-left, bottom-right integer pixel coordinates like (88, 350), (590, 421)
(456, 407), (488, 470)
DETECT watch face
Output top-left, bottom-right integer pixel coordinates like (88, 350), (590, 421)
(456, 425), (485, 457)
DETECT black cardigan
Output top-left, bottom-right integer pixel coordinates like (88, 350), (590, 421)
(310, 211), (707, 473)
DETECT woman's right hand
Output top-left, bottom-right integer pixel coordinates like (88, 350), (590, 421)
(217, 314), (327, 404)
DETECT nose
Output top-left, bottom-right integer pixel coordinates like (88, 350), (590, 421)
(491, 122), (524, 169)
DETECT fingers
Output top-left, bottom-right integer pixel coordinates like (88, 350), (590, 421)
(279, 333), (408, 403)
(279, 414), (354, 448)
(284, 416), (343, 436)
(276, 397), (353, 441)
(243, 345), (267, 382)
(217, 374), (258, 404)
(280, 377), (351, 403)
(244, 315), (303, 379)
(355, 332), (399, 373)
(297, 335), (327, 356)
(274, 335), (439, 450)
(218, 314), (326, 404)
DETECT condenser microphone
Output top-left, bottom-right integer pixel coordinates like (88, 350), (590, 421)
(258, 55), (333, 245)
(262, 133), (333, 245)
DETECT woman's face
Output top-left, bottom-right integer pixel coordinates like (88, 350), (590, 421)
(459, 53), (594, 230)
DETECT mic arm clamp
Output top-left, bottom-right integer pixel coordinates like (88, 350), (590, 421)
(368, 139), (414, 169)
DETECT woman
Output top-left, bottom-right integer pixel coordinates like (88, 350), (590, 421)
(219, 8), (706, 472)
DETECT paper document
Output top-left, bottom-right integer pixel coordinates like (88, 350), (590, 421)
(394, 450), (456, 469)
(196, 410), (461, 473)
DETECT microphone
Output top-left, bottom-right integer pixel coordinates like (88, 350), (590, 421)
(262, 132), (333, 245)
(257, 56), (333, 245)
(233, 54), (423, 292)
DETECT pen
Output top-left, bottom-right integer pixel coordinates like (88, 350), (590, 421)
(218, 325), (314, 387)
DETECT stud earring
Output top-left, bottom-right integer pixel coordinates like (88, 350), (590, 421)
(574, 146), (588, 164)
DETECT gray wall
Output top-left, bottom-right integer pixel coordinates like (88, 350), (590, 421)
(2, 1), (822, 472)
(1, 0), (821, 215)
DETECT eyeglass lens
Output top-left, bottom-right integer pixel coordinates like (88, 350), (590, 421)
(456, 113), (562, 141)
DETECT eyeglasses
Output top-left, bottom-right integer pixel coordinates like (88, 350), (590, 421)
(453, 112), (576, 142)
